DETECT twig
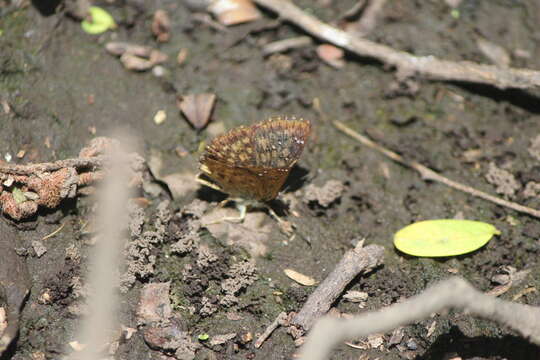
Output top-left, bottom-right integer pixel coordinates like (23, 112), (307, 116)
(347, 0), (387, 37)
(262, 36), (313, 56)
(291, 244), (384, 333)
(253, 0), (540, 89)
(254, 311), (288, 348)
(42, 222), (66, 240)
(333, 120), (540, 219)
(299, 276), (540, 360)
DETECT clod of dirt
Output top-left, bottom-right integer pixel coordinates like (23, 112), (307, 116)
(138, 283), (199, 359)
(523, 182), (540, 198)
(202, 208), (271, 257)
(303, 180), (345, 208)
(196, 244), (219, 268)
(137, 282), (172, 325)
(121, 201), (170, 292)
(31, 240), (47, 257)
(220, 260), (257, 306)
(168, 210), (202, 255)
(143, 317), (200, 360)
(485, 162), (520, 197)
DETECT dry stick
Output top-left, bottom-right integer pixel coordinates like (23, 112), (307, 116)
(299, 276), (540, 360)
(253, 0), (540, 89)
(262, 36), (313, 56)
(291, 244), (385, 333)
(348, 0), (387, 36)
(254, 311), (288, 348)
(333, 120), (540, 219)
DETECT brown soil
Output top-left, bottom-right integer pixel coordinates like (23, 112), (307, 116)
(1, 0), (540, 359)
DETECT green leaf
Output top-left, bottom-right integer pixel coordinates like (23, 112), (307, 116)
(81, 6), (116, 35)
(394, 219), (500, 257)
(198, 333), (209, 341)
(12, 187), (27, 204)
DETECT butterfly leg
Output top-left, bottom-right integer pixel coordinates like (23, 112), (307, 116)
(205, 200), (247, 225)
(266, 206), (295, 235)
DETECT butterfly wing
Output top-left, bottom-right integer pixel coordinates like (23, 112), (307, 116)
(200, 116), (311, 201)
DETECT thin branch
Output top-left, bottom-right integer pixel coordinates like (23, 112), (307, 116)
(253, 0), (540, 89)
(299, 276), (540, 360)
(347, 0), (387, 37)
(262, 36), (313, 56)
(291, 244), (384, 333)
(333, 120), (540, 219)
(254, 311), (288, 348)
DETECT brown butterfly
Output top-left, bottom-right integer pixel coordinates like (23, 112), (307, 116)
(197, 116), (311, 203)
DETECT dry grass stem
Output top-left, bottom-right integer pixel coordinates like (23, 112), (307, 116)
(333, 120), (540, 219)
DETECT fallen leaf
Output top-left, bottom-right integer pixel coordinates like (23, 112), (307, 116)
(284, 268), (317, 286)
(394, 219), (500, 257)
(120, 53), (154, 71)
(151, 10), (171, 42)
(208, 0), (261, 26)
(81, 6), (116, 34)
(476, 36), (510, 68)
(316, 44), (345, 69)
(178, 93), (216, 130)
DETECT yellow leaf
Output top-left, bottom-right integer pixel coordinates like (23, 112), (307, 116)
(81, 7), (116, 35)
(394, 219), (500, 257)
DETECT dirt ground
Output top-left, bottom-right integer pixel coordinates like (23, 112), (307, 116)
(1, 0), (540, 359)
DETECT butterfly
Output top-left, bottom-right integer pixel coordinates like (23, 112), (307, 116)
(197, 116), (311, 203)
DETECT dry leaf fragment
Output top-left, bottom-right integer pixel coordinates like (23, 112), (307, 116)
(177, 93), (216, 130)
(105, 42), (154, 57)
(120, 53), (155, 71)
(107, 42), (168, 71)
(208, 0), (261, 26)
(284, 268), (317, 286)
(316, 44), (345, 69)
(152, 10), (171, 42)
(153, 110), (167, 125)
(177, 48), (189, 65)
(476, 37), (510, 68)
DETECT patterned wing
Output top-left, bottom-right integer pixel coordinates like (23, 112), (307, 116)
(200, 116), (311, 201)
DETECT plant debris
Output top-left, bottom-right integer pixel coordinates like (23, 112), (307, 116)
(284, 268), (317, 286)
(105, 42), (168, 72)
(151, 10), (171, 43)
(177, 93), (216, 130)
(208, 0), (261, 26)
